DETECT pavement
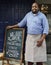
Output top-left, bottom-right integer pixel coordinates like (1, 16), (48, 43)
(0, 54), (51, 65)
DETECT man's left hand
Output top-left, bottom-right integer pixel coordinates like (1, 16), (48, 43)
(37, 38), (44, 47)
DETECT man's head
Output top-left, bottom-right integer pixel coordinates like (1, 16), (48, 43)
(31, 2), (39, 14)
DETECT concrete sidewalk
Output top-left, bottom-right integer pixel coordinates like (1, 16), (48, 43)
(0, 54), (51, 65)
(0, 60), (50, 65)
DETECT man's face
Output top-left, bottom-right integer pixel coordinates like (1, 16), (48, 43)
(31, 3), (39, 14)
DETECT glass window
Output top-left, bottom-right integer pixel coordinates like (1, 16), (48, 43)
(46, 34), (51, 54)
(47, 14), (51, 30)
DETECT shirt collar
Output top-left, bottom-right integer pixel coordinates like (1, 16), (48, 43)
(31, 11), (40, 16)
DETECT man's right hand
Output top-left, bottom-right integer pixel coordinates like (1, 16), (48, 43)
(6, 24), (19, 29)
(6, 26), (13, 29)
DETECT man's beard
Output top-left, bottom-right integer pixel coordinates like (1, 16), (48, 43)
(32, 10), (39, 14)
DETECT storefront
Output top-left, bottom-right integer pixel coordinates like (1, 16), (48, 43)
(0, 0), (51, 56)
(0, 0), (35, 52)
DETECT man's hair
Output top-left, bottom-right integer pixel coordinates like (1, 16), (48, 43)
(32, 2), (40, 7)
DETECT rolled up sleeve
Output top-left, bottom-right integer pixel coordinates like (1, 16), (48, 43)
(42, 15), (49, 35)
(17, 15), (27, 27)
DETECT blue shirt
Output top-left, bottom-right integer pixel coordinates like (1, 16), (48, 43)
(18, 11), (49, 35)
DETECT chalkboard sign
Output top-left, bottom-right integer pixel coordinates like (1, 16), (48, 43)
(4, 28), (25, 61)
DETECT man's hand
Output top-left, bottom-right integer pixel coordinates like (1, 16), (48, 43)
(36, 34), (46, 47)
(6, 24), (19, 29)
(6, 26), (13, 29)
(36, 38), (43, 47)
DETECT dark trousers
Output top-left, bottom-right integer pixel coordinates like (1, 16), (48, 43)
(28, 62), (43, 65)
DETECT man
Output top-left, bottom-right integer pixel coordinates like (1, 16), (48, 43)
(7, 2), (49, 65)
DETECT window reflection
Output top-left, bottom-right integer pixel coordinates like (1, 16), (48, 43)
(46, 34), (51, 54)
(47, 14), (51, 29)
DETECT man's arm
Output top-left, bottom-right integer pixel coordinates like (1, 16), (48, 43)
(6, 14), (27, 29)
(37, 34), (46, 47)
(6, 24), (19, 29)
(37, 14), (49, 47)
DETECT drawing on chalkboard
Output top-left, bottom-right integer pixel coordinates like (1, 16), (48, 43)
(4, 28), (25, 61)
(8, 31), (22, 43)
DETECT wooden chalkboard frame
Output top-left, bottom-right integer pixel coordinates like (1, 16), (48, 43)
(4, 28), (25, 64)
